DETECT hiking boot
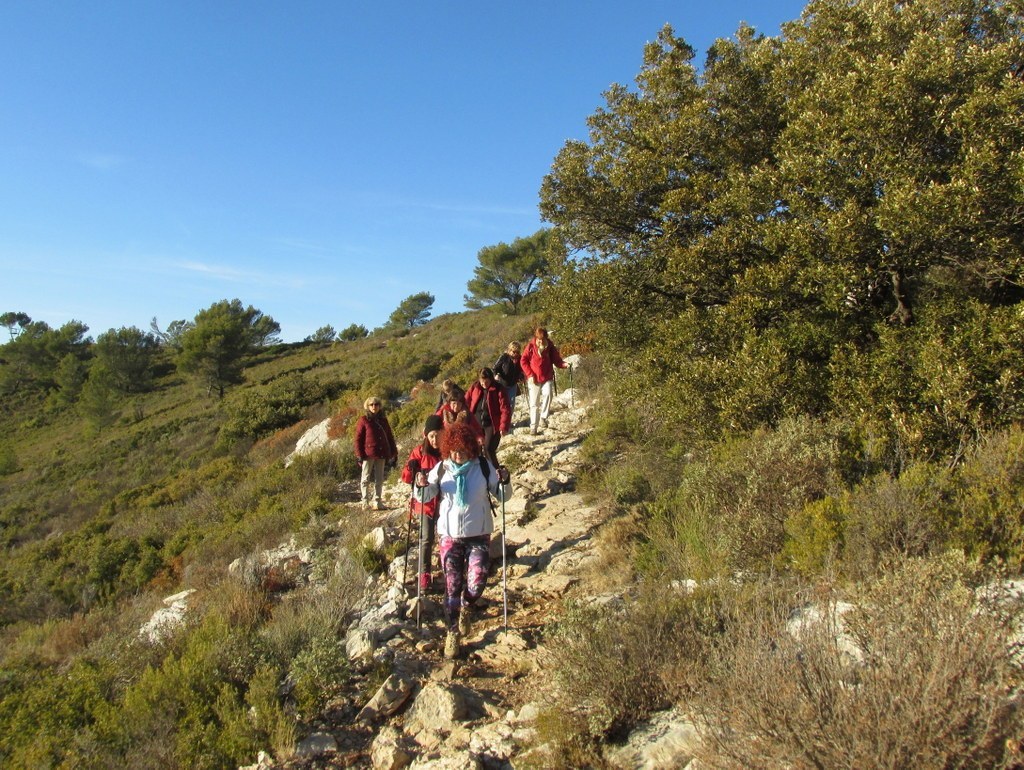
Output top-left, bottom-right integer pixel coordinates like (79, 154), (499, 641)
(419, 572), (431, 593)
(444, 630), (460, 659)
(458, 605), (471, 636)
(529, 425), (538, 436)
(375, 500), (386, 511)
(540, 418), (548, 429)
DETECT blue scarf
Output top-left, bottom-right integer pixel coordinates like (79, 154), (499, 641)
(448, 459), (473, 507)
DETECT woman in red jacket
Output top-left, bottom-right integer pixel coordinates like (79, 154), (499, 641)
(520, 327), (567, 435)
(354, 395), (397, 510)
(401, 414), (444, 592)
(465, 367), (511, 468)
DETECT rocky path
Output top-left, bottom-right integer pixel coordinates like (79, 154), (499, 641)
(243, 372), (622, 769)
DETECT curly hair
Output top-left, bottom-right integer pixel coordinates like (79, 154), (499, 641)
(440, 421), (480, 459)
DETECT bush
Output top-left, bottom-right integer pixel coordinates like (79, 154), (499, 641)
(289, 633), (350, 719)
(0, 443), (18, 475)
(840, 463), (953, 581)
(638, 416), (849, 578)
(543, 587), (723, 742)
(952, 425), (1024, 568)
(782, 495), (848, 576)
(219, 374), (335, 444)
(694, 555), (1024, 769)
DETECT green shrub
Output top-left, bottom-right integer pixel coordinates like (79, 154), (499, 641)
(245, 663), (296, 760)
(951, 425), (1024, 568)
(783, 495), (848, 576)
(289, 633), (350, 719)
(219, 374), (336, 444)
(350, 541), (388, 575)
(605, 465), (653, 507)
(0, 443), (18, 475)
(638, 416), (848, 577)
(840, 463), (953, 581)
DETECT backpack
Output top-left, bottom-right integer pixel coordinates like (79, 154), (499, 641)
(435, 456), (497, 517)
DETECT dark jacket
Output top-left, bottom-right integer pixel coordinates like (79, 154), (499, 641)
(465, 381), (512, 434)
(493, 352), (524, 388)
(354, 412), (397, 461)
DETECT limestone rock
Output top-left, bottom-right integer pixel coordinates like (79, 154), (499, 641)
(296, 731), (338, 757)
(370, 725), (414, 770)
(404, 682), (469, 735)
(346, 628), (375, 664)
(358, 674), (415, 723)
(604, 708), (700, 770)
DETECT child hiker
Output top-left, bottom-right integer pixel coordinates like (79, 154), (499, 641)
(401, 414), (444, 592)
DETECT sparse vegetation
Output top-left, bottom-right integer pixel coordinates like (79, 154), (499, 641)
(2, 0), (1024, 765)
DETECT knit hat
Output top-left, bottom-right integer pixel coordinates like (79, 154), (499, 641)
(424, 414), (444, 433)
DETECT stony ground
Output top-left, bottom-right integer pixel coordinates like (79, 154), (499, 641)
(241, 379), (612, 769)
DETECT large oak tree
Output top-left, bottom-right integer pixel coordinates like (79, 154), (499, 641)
(540, 0), (1024, 462)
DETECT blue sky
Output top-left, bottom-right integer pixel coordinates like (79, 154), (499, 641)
(0, 1), (807, 343)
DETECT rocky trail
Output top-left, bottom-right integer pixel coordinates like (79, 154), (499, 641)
(128, 367), (701, 769)
(235, 375), (641, 769)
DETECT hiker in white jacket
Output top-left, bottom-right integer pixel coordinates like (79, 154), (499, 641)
(416, 421), (511, 658)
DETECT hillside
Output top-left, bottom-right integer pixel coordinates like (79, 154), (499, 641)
(2, 301), (1023, 768)
(0, 308), (538, 627)
(4, 0), (1024, 764)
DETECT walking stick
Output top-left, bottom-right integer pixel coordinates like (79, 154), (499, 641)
(402, 459), (421, 594)
(500, 480), (508, 634)
(401, 480), (415, 592)
(416, 481), (427, 629)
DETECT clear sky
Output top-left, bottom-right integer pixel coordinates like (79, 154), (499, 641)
(0, 1), (808, 343)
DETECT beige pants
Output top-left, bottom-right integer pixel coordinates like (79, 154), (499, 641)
(527, 378), (554, 429)
(360, 458), (385, 505)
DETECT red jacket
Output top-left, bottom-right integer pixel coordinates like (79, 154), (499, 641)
(465, 381), (512, 434)
(401, 444), (441, 517)
(354, 412), (397, 461)
(520, 338), (566, 385)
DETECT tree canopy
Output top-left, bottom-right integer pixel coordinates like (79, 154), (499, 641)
(0, 312), (32, 340)
(0, 319), (90, 397)
(176, 300), (281, 398)
(306, 325), (337, 345)
(539, 0), (1024, 465)
(338, 323), (369, 342)
(464, 229), (554, 314)
(388, 292), (435, 329)
(94, 327), (159, 394)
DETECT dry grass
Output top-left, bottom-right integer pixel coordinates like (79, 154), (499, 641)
(694, 554), (1024, 769)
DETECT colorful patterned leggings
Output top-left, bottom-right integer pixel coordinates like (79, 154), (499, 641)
(439, 534), (491, 631)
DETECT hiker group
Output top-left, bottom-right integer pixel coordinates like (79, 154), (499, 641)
(352, 327), (570, 659)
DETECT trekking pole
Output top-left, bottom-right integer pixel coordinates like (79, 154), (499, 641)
(402, 460), (420, 594)
(401, 481), (415, 592)
(500, 479), (508, 634)
(416, 481), (427, 629)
